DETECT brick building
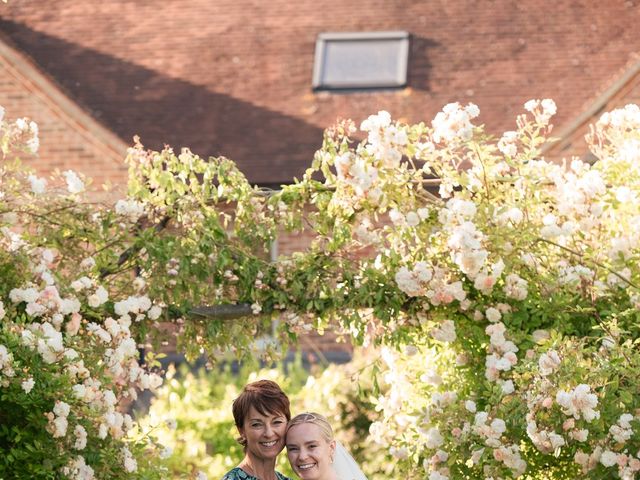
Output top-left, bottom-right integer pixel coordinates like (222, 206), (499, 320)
(3, 1), (640, 186)
(2, 1), (640, 357)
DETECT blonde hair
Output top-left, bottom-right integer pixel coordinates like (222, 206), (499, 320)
(287, 412), (334, 443)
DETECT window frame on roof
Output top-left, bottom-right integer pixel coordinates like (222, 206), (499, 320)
(312, 31), (410, 91)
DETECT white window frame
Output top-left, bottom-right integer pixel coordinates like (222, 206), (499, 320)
(312, 31), (410, 90)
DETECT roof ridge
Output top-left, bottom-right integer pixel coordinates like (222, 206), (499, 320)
(544, 53), (640, 155)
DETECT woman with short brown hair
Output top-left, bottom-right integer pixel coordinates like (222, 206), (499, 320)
(222, 379), (293, 480)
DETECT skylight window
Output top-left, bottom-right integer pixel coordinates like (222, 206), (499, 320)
(312, 31), (410, 91)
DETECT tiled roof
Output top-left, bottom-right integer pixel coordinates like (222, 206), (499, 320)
(2, 1), (640, 185)
(544, 55), (640, 160)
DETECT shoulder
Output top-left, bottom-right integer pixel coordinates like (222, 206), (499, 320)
(222, 467), (252, 480)
(276, 472), (293, 480)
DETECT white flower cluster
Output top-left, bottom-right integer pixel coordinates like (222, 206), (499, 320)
(439, 199), (509, 295)
(0, 344), (15, 385)
(616, 138), (640, 165)
(609, 231), (640, 262)
(448, 221), (487, 278)
(28, 174), (47, 195)
(33, 321), (65, 364)
(114, 294), (154, 318)
(496, 207), (524, 227)
(484, 306), (502, 323)
(473, 412), (506, 448)
(428, 468), (449, 480)
(329, 111), (409, 208)
(492, 443), (527, 476)
(369, 348), (421, 450)
(71, 277), (109, 308)
(21, 376), (35, 393)
(431, 390), (458, 413)
(419, 425), (451, 478)
(524, 98), (557, 125)
(497, 130), (518, 157)
(554, 261), (595, 286)
(610, 413), (634, 443)
(597, 104), (640, 132)
(10, 284), (81, 320)
(115, 199), (145, 222)
(504, 273), (528, 300)
(62, 455), (95, 480)
(73, 424), (87, 450)
(570, 414), (640, 477)
(63, 170), (85, 194)
(549, 160), (606, 220)
(431, 102), (480, 144)
(395, 261), (466, 307)
(538, 349), (561, 376)
(334, 152), (381, 203)
(574, 446), (640, 477)
(47, 400), (71, 438)
(8, 277), (163, 471)
(471, 413), (527, 476)
(352, 215), (380, 245)
(360, 110), (408, 167)
(0, 225), (27, 252)
(395, 261), (433, 297)
(431, 320), (456, 343)
(388, 207), (429, 228)
(121, 445), (138, 472)
(11, 283), (88, 364)
(484, 322), (518, 392)
(371, 343), (532, 479)
(524, 351), (607, 461)
(0, 105), (169, 475)
(526, 420), (567, 454)
(424, 426), (444, 449)
(556, 384), (600, 422)
(3, 116), (40, 154)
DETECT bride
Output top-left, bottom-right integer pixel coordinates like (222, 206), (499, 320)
(285, 412), (367, 480)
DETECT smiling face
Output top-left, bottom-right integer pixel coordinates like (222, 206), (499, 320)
(239, 406), (288, 461)
(286, 423), (336, 480)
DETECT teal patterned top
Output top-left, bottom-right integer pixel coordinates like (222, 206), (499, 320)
(222, 467), (292, 480)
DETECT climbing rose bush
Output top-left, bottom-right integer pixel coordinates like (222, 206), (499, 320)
(356, 102), (640, 479)
(0, 110), (167, 478)
(3, 97), (640, 479)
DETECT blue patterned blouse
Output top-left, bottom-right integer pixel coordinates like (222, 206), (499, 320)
(222, 467), (292, 480)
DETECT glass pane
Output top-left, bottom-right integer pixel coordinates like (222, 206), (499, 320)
(314, 32), (408, 89)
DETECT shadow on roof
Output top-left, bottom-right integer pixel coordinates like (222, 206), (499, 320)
(0, 19), (326, 186)
(407, 35), (439, 92)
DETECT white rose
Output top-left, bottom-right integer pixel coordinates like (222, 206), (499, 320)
(63, 170), (85, 194)
(21, 377), (35, 393)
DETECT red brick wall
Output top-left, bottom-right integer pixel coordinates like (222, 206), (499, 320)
(0, 43), (128, 192)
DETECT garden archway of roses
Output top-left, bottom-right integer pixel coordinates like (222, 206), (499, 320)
(2, 100), (640, 479)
